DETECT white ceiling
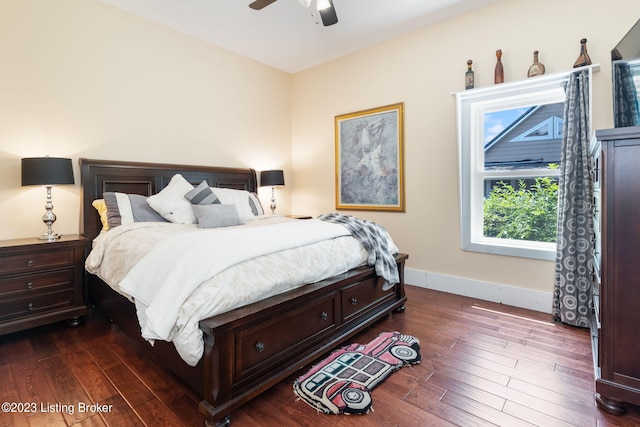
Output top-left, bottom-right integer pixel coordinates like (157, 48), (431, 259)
(100, 0), (499, 73)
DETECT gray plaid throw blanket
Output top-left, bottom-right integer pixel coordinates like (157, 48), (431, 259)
(317, 213), (399, 289)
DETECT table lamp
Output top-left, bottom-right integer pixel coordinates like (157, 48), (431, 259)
(21, 157), (75, 240)
(260, 170), (284, 214)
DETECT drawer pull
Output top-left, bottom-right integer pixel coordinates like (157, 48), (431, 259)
(26, 259), (35, 267)
(26, 282), (34, 289)
(350, 297), (358, 306)
(320, 311), (328, 321)
(255, 342), (265, 352)
(27, 303), (34, 310)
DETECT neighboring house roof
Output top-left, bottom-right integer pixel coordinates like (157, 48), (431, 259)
(484, 106), (535, 151)
(484, 103), (564, 170)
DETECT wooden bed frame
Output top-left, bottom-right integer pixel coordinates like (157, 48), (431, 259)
(79, 158), (408, 426)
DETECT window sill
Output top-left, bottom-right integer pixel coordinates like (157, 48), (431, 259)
(462, 239), (556, 261)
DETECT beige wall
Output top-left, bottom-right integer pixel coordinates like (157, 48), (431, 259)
(2, 0), (639, 301)
(0, 0), (292, 240)
(291, 0), (640, 296)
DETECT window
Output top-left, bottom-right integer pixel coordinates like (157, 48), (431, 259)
(456, 69), (593, 260)
(510, 115), (564, 142)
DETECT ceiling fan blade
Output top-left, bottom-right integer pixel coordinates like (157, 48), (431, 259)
(249, 0), (278, 10)
(319, 0), (338, 26)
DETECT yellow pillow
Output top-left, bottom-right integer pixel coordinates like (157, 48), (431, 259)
(92, 199), (109, 231)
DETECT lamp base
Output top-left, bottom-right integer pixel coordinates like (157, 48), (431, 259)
(38, 185), (60, 241)
(270, 186), (277, 215)
(38, 232), (61, 241)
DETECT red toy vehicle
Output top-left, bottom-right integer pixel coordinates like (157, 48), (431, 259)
(293, 331), (421, 414)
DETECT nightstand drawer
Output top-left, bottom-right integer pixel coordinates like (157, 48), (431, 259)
(0, 289), (75, 322)
(0, 270), (73, 296)
(0, 249), (74, 275)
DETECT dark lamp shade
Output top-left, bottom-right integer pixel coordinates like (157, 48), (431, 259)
(22, 157), (75, 186)
(260, 169), (284, 187)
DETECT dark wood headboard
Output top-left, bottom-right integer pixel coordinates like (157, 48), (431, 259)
(79, 158), (258, 241)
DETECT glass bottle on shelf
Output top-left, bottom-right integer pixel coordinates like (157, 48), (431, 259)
(494, 49), (504, 84)
(527, 50), (545, 77)
(573, 38), (592, 68)
(465, 60), (474, 90)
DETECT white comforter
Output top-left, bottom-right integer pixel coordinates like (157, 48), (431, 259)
(85, 216), (373, 366)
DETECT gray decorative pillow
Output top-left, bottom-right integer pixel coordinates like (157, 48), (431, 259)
(185, 180), (220, 205)
(103, 192), (168, 229)
(192, 204), (244, 228)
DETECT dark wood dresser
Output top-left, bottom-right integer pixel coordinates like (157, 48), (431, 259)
(591, 126), (640, 415)
(0, 234), (88, 335)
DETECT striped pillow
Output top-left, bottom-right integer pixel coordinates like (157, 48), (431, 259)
(103, 193), (168, 229)
(185, 180), (220, 205)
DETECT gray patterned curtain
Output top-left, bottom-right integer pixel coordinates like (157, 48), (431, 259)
(613, 61), (640, 127)
(552, 70), (593, 327)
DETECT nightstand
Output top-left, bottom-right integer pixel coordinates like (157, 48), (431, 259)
(0, 235), (89, 335)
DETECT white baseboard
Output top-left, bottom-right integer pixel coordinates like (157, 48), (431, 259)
(405, 268), (553, 314)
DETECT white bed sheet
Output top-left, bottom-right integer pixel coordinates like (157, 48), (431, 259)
(85, 216), (371, 366)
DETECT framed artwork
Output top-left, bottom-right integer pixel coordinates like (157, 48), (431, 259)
(335, 102), (405, 211)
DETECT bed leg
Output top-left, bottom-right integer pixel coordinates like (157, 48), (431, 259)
(393, 305), (406, 313)
(205, 415), (231, 427)
(68, 316), (85, 327)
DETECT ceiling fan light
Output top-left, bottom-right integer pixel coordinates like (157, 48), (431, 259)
(316, 0), (331, 11)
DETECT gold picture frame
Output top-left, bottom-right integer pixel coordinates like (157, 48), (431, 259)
(335, 102), (405, 211)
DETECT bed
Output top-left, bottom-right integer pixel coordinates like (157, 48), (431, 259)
(79, 158), (408, 426)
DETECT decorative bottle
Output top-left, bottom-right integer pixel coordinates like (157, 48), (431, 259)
(494, 49), (504, 84)
(573, 38), (592, 68)
(527, 50), (545, 77)
(465, 60), (474, 90)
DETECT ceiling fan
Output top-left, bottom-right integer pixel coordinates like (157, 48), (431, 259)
(249, 0), (338, 27)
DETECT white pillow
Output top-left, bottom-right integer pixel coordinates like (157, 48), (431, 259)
(147, 174), (197, 224)
(210, 188), (263, 221)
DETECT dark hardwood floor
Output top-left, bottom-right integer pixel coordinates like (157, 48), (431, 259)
(1, 285), (639, 427)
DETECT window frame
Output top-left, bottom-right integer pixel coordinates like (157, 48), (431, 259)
(455, 67), (594, 261)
